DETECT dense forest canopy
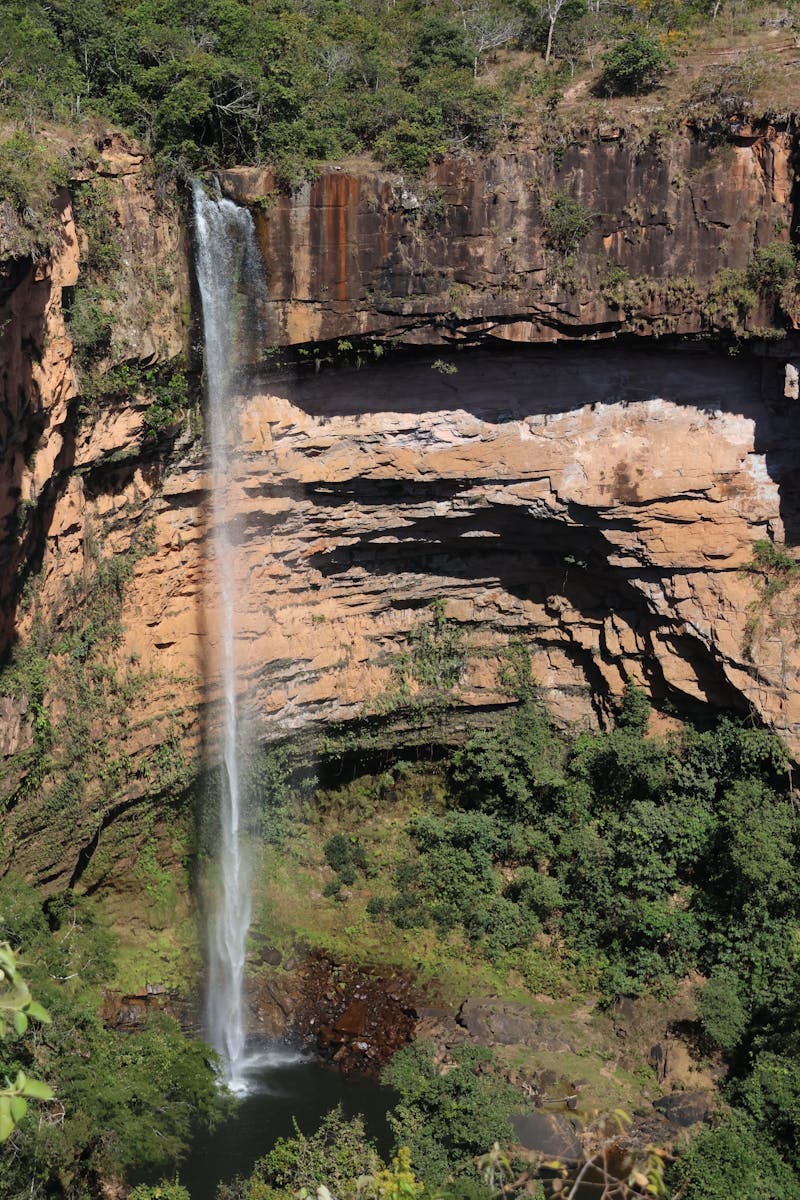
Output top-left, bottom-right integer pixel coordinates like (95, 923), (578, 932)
(1, 0), (733, 175)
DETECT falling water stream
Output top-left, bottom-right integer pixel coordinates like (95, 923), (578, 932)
(184, 187), (398, 1196)
(192, 180), (262, 1093)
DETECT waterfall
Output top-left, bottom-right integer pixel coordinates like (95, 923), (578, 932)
(192, 180), (262, 1093)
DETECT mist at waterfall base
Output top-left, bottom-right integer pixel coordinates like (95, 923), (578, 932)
(180, 1042), (396, 1200)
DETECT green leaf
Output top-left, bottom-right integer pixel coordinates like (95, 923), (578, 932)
(24, 1000), (51, 1024)
(21, 1078), (53, 1100)
(0, 1097), (13, 1143)
(9, 1096), (27, 1122)
(13, 1009), (28, 1036)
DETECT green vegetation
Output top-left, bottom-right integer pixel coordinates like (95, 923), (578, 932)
(324, 832), (369, 895)
(237, 656), (800, 1196)
(0, 877), (219, 1197)
(0, 0), (518, 176)
(740, 537), (800, 659)
(0, 941), (53, 1142)
(131, 1185), (192, 1200)
(383, 1042), (516, 1185)
(0, 522), (196, 887)
(0, 131), (70, 253)
(82, 358), (192, 435)
(597, 29), (672, 96)
(706, 267), (757, 328)
(689, 50), (769, 122)
(4, 594), (800, 1197)
(220, 1057), (671, 1199)
(670, 1110), (800, 1200)
(220, 1108), (383, 1199)
(0, 0), (781, 183)
(359, 692), (797, 1009)
(219, 1112), (441, 1200)
(376, 599), (468, 720)
(542, 189), (594, 254)
(742, 538), (800, 597)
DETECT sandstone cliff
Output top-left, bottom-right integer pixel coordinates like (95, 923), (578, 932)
(2, 124), (800, 886)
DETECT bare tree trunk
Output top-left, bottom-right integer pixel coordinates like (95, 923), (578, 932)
(545, 16), (555, 63)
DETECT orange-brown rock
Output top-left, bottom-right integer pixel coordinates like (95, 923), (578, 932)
(3, 126), (800, 887)
(128, 345), (799, 757)
(219, 124), (796, 346)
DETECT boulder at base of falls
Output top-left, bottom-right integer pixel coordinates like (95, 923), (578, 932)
(457, 998), (575, 1050)
(653, 1091), (715, 1128)
(511, 1112), (582, 1160)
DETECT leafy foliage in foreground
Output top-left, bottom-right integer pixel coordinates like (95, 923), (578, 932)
(0, 878), (220, 1198)
(0, 942), (53, 1142)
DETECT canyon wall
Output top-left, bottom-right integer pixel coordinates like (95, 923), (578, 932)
(220, 124), (799, 345)
(2, 125), (800, 886)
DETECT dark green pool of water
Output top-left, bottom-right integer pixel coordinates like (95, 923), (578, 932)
(179, 1043), (396, 1200)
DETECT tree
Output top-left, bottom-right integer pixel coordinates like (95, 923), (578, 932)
(695, 968), (749, 1052)
(542, 190), (595, 254)
(543, 0), (567, 64)
(455, 2), (521, 76)
(615, 680), (651, 734)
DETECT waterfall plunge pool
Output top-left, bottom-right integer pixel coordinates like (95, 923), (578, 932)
(178, 1041), (396, 1200)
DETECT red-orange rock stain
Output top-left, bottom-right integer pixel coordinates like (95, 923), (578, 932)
(319, 173), (361, 304)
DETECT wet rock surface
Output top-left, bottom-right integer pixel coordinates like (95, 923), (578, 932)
(101, 987), (195, 1033)
(653, 1090), (716, 1128)
(285, 955), (417, 1073)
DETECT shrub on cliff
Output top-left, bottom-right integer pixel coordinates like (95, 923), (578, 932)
(706, 267), (757, 329)
(0, 131), (70, 254)
(689, 51), (768, 121)
(541, 190), (595, 254)
(747, 242), (800, 323)
(597, 30), (671, 96)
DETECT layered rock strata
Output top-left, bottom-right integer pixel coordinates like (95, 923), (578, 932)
(219, 123), (799, 346)
(2, 126), (800, 884)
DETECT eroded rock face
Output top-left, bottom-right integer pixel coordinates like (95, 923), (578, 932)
(0, 141), (191, 886)
(131, 345), (800, 763)
(219, 125), (798, 346)
(3, 128), (800, 885)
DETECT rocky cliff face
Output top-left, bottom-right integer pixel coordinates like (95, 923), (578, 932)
(219, 124), (798, 346)
(2, 125), (800, 886)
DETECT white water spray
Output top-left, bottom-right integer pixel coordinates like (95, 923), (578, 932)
(192, 180), (262, 1093)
